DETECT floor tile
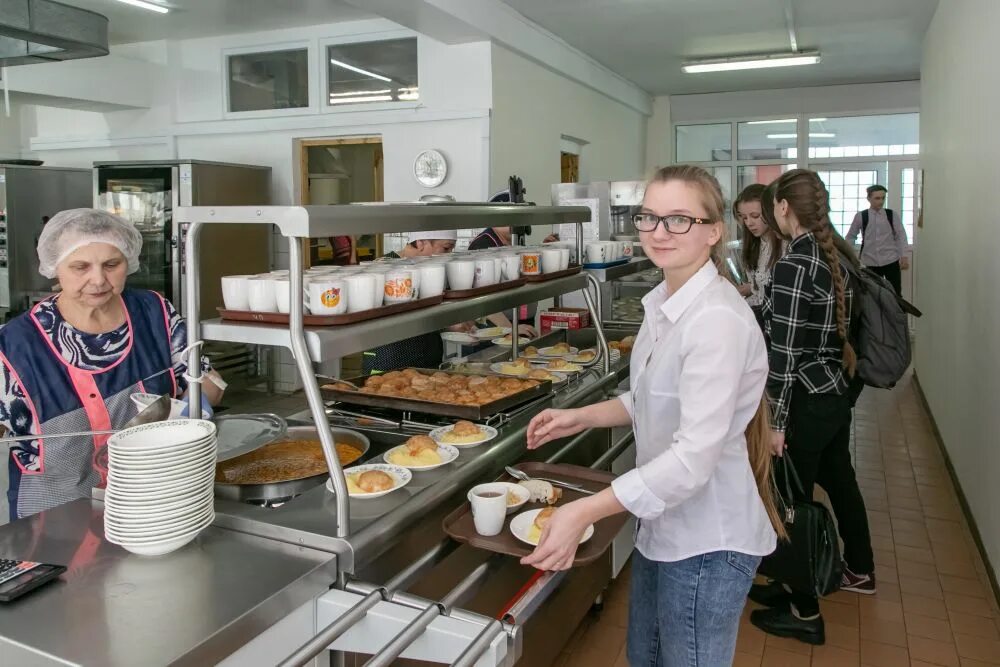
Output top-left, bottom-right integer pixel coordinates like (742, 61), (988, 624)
(860, 639), (910, 666)
(953, 633), (1000, 663)
(825, 622), (860, 652)
(860, 618), (909, 648)
(810, 645), (860, 666)
(899, 575), (945, 600)
(903, 592), (951, 620)
(766, 633), (814, 656)
(905, 611), (958, 642)
(897, 558), (940, 581)
(907, 634), (960, 666)
(940, 574), (992, 599)
(944, 591), (996, 618)
(732, 651), (762, 667)
(761, 646), (812, 666)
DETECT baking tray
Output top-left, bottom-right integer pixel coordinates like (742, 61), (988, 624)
(521, 265), (583, 283)
(217, 294), (443, 326)
(441, 462), (629, 567)
(320, 368), (553, 420)
(443, 278), (526, 300)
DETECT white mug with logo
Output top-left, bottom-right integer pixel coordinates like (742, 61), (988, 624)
(306, 279), (348, 315)
(585, 242), (608, 265)
(384, 270), (414, 304)
(474, 259), (496, 287)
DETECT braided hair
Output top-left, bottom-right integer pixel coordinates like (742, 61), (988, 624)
(773, 169), (857, 376)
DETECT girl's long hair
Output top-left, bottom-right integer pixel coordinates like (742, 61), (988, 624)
(735, 184), (782, 273)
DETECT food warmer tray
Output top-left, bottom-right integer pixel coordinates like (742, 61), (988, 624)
(320, 368), (553, 421)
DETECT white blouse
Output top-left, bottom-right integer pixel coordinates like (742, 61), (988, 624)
(746, 238), (784, 307)
(610, 261), (777, 562)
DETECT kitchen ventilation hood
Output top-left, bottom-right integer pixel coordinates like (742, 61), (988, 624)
(0, 0), (109, 66)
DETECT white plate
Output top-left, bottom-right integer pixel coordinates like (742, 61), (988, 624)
(107, 440), (216, 461)
(488, 362), (533, 378)
(104, 488), (213, 515)
(107, 464), (215, 487)
(105, 475), (214, 501)
(130, 392), (186, 420)
(538, 346), (579, 358)
(440, 331), (479, 345)
(106, 512), (214, 556)
(509, 508), (595, 547)
(531, 361), (584, 374)
(105, 504), (213, 536)
(491, 337), (531, 347)
(108, 446), (217, 470)
(326, 464), (412, 499)
(382, 444), (459, 471)
(475, 326), (511, 339)
(428, 424), (499, 448)
(109, 421), (216, 452)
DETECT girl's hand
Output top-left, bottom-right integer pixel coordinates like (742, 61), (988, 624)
(771, 430), (786, 457)
(517, 323), (537, 338)
(737, 283), (753, 297)
(527, 409), (587, 449)
(520, 502), (590, 571)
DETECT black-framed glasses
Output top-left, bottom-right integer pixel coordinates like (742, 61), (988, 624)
(631, 213), (714, 234)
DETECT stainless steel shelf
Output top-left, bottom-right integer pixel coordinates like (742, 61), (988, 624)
(174, 203), (591, 238)
(583, 257), (654, 282)
(201, 274), (588, 361)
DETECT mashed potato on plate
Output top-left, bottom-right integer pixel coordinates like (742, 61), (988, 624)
(387, 447), (442, 467)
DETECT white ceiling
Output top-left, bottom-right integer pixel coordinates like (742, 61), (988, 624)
(60, 0), (374, 44)
(500, 0), (939, 95)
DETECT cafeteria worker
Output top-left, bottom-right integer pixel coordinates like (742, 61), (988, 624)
(0, 209), (224, 521)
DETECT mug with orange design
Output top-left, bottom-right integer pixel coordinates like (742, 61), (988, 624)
(520, 251), (542, 276)
(306, 279), (348, 315)
(384, 270), (414, 304)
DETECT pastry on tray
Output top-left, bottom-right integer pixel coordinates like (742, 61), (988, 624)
(518, 479), (563, 505)
(348, 469), (395, 494)
(387, 435), (442, 467)
(527, 506), (555, 544)
(355, 369), (539, 406)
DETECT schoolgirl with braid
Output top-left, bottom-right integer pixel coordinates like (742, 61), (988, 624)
(749, 170), (875, 646)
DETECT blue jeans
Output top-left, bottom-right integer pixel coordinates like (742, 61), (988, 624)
(627, 550), (760, 666)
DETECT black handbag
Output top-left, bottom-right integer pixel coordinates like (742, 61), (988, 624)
(758, 453), (843, 597)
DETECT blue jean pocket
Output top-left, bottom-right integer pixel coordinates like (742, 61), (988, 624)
(725, 551), (760, 579)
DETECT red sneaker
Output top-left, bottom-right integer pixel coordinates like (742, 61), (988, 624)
(841, 568), (876, 595)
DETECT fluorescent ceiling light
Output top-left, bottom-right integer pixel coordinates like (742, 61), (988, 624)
(330, 58), (392, 82)
(747, 119), (796, 125)
(114, 0), (169, 13)
(767, 132), (836, 139)
(328, 95), (393, 105)
(810, 118), (828, 122)
(683, 51), (820, 74)
(329, 89), (391, 97)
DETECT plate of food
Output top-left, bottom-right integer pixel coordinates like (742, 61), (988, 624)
(492, 335), (532, 347)
(327, 463), (412, 499)
(510, 507), (595, 546)
(539, 343), (578, 358)
(440, 331), (480, 345)
(520, 346), (543, 359)
(524, 369), (567, 384)
(475, 326), (511, 340)
(489, 359), (533, 377)
(429, 420), (499, 447)
(383, 435), (459, 471)
(536, 358), (583, 373)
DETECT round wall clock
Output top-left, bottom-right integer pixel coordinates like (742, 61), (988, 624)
(414, 149), (448, 188)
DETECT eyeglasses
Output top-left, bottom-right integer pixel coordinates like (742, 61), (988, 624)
(631, 213), (714, 234)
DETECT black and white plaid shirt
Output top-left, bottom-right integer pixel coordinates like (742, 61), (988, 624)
(762, 232), (854, 431)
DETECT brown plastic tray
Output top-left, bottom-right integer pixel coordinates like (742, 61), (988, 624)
(320, 368), (553, 420)
(521, 265), (583, 283)
(443, 278), (526, 300)
(441, 462), (628, 567)
(217, 294), (443, 326)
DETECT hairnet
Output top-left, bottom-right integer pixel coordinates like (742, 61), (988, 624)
(37, 208), (143, 278)
(408, 229), (458, 243)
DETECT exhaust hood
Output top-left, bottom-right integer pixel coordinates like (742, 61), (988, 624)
(0, 0), (109, 67)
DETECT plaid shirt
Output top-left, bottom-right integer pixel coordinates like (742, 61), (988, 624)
(763, 232), (854, 431)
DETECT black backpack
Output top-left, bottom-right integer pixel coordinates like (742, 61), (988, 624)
(842, 259), (922, 389)
(860, 208), (896, 256)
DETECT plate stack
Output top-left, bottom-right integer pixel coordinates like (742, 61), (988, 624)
(104, 420), (218, 557)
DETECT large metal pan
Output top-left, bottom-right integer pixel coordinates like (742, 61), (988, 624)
(213, 425), (370, 503)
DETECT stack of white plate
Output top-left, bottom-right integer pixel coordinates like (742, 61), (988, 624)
(104, 420), (218, 557)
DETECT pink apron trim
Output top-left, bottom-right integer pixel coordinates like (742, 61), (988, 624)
(154, 292), (181, 398)
(64, 366), (112, 486)
(0, 351), (45, 475)
(168, 368), (178, 398)
(30, 295), (135, 376)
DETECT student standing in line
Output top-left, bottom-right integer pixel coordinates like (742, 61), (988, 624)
(734, 183), (786, 330)
(522, 165), (784, 666)
(846, 184), (909, 294)
(750, 170), (875, 646)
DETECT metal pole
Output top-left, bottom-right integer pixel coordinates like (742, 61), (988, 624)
(450, 620), (505, 667)
(583, 275), (611, 375)
(276, 589), (384, 667)
(184, 222), (203, 418)
(288, 237), (350, 537)
(544, 429), (592, 464)
(509, 307), (519, 362)
(576, 221), (584, 269)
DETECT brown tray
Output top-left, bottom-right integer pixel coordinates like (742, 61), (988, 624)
(443, 278), (526, 300)
(521, 265), (583, 283)
(217, 294), (443, 326)
(441, 462), (629, 567)
(320, 368), (553, 420)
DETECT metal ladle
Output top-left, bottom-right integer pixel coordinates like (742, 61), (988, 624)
(0, 394), (172, 444)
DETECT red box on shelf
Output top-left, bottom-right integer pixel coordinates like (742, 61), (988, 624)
(540, 307), (591, 334)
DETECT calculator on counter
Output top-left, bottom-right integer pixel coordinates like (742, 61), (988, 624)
(0, 558), (66, 602)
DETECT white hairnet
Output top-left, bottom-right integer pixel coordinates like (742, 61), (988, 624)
(37, 208), (143, 279)
(408, 229), (458, 243)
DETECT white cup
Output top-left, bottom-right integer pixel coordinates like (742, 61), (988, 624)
(368, 271), (386, 307)
(474, 259), (497, 287)
(274, 278), (291, 314)
(409, 267), (422, 300)
(585, 242), (608, 265)
(384, 270), (414, 304)
(417, 263), (447, 298)
(447, 260), (476, 290)
(345, 274), (376, 313)
(623, 242), (634, 258)
(490, 256), (503, 282)
(519, 251), (542, 276)
(500, 254), (520, 281)
(221, 274), (253, 311)
(468, 484), (509, 537)
(247, 277), (279, 313)
(306, 279), (348, 315)
(541, 249), (562, 274)
(557, 247), (570, 270)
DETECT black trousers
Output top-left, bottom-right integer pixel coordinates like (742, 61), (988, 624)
(870, 260), (902, 295)
(781, 386), (874, 616)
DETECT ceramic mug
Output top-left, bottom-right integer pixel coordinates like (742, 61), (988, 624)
(474, 259), (496, 288)
(540, 249), (562, 274)
(306, 279), (348, 316)
(221, 274), (254, 311)
(623, 242), (634, 258)
(418, 263), (447, 298)
(366, 270), (386, 307)
(446, 260), (475, 290)
(468, 483), (509, 537)
(557, 247), (571, 270)
(520, 251), (542, 276)
(585, 242), (608, 265)
(500, 254), (520, 281)
(247, 276), (279, 313)
(384, 270), (414, 304)
(345, 274), (376, 313)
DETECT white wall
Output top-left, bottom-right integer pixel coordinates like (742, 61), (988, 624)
(644, 96), (671, 173)
(918, 0), (1000, 576)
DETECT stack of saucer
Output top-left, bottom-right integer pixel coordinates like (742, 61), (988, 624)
(104, 420), (217, 557)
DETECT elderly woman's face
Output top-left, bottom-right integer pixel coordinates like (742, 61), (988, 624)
(56, 243), (129, 308)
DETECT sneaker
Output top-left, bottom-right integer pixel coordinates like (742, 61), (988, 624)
(750, 607), (826, 645)
(748, 580), (792, 609)
(841, 568), (877, 595)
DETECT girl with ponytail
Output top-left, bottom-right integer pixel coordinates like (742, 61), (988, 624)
(750, 169), (875, 646)
(522, 165), (784, 666)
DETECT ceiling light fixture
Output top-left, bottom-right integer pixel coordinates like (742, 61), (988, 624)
(330, 58), (392, 82)
(748, 118), (829, 125)
(683, 51), (820, 74)
(767, 132), (836, 139)
(328, 95), (393, 105)
(114, 0), (169, 13)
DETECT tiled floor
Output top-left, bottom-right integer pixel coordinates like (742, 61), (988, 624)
(554, 373), (1000, 666)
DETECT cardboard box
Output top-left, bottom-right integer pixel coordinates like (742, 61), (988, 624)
(540, 307), (591, 334)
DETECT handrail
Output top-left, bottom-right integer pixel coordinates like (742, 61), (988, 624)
(591, 431), (635, 471)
